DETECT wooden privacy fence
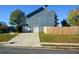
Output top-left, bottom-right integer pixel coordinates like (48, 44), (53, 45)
(44, 26), (79, 35)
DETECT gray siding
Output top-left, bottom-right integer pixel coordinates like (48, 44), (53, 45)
(26, 9), (55, 32)
(22, 10), (55, 31)
(27, 10), (55, 26)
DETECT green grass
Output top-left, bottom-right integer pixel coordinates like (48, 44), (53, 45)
(39, 32), (79, 43)
(0, 33), (18, 42)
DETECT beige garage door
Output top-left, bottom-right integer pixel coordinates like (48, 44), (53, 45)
(33, 27), (39, 32)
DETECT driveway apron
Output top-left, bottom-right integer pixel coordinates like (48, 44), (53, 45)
(4, 33), (41, 47)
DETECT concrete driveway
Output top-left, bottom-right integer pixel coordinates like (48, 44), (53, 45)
(4, 33), (41, 47)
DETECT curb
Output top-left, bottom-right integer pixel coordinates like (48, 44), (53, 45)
(0, 45), (79, 52)
(0, 42), (9, 44)
(41, 42), (79, 46)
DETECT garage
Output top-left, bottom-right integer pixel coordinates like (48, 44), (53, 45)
(33, 27), (39, 33)
(22, 25), (31, 33)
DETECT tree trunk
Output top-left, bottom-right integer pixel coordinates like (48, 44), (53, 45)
(17, 25), (22, 33)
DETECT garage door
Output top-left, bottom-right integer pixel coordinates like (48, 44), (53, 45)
(33, 27), (39, 32)
(22, 26), (31, 32)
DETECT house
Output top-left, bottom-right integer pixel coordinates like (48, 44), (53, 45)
(22, 6), (58, 32)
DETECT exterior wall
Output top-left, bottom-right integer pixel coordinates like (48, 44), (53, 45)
(26, 10), (55, 32)
(44, 26), (79, 35)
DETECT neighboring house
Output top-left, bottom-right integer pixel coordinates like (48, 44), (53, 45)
(22, 6), (58, 32)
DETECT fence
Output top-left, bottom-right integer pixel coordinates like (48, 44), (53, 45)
(44, 26), (79, 35)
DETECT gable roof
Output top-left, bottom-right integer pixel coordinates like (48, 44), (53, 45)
(26, 7), (45, 18)
(26, 6), (57, 19)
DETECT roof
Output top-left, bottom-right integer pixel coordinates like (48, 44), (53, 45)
(26, 6), (56, 19)
(26, 7), (45, 18)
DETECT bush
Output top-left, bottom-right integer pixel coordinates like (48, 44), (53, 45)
(0, 25), (9, 33)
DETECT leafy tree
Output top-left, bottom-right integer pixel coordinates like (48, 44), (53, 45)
(52, 11), (59, 26)
(0, 22), (1, 26)
(0, 21), (8, 33)
(54, 14), (59, 26)
(61, 19), (70, 26)
(0, 21), (7, 26)
(9, 9), (26, 32)
(68, 9), (79, 26)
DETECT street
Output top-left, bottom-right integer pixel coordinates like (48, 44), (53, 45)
(0, 46), (79, 54)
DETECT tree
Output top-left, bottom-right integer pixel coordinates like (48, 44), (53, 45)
(9, 9), (26, 32)
(61, 19), (70, 26)
(51, 11), (59, 26)
(0, 21), (8, 33)
(68, 9), (79, 26)
(54, 15), (59, 26)
(0, 22), (1, 26)
(0, 21), (7, 26)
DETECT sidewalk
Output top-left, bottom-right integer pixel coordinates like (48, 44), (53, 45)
(41, 42), (79, 51)
(41, 42), (79, 46)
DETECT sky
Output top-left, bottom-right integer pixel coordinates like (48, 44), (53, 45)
(0, 5), (79, 26)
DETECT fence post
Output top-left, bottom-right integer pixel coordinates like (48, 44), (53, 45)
(44, 27), (47, 34)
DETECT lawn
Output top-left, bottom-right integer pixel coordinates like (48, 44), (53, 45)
(0, 33), (18, 42)
(39, 32), (79, 43)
